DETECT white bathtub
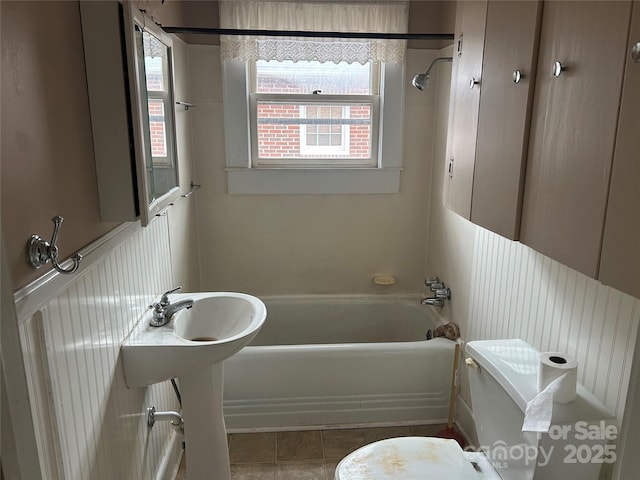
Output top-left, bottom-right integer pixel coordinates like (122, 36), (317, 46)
(223, 295), (455, 431)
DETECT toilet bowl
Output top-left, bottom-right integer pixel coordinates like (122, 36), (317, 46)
(335, 436), (501, 480)
(335, 339), (616, 480)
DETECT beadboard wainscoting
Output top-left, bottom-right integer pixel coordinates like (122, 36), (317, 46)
(16, 216), (181, 479)
(465, 227), (640, 425)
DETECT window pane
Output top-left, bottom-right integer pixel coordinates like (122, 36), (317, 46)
(144, 56), (164, 91)
(256, 100), (372, 161)
(148, 99), (167, 157)
(256, 60), (371, 95)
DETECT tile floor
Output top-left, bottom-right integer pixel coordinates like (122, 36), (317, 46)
(176, 424), (448, 480)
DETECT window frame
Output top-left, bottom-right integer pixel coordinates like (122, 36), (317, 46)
(223, 58), (405, 195)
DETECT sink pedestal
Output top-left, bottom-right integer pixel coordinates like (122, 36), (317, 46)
(180, 363), (230, 480)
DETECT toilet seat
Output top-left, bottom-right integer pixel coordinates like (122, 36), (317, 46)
(335, 437), (499, 480)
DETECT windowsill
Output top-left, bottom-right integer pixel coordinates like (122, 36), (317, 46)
(226, 167), (402, 194)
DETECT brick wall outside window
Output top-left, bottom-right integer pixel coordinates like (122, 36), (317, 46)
(256, 76), (371, 159)
(148, 99), (166, 157)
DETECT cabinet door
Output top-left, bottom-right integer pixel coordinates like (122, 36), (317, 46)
(444, 0), (487, 219)
(471, 1), (542, 240)
(520, 0), (632, 278)
(599, 1), (640, 298)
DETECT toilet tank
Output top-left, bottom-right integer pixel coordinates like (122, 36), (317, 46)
(466, 339), (616, 480)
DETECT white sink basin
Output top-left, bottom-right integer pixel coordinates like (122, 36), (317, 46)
(122, 292), (266, 388)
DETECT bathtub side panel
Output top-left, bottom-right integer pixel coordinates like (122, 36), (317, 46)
(223, 339), (454, 430)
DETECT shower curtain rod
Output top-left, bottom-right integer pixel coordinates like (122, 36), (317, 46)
(161, 26), (454, 41)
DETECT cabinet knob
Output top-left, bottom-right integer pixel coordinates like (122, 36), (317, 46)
(469, 77), (480, 89)
(512, 70), (524, 84)
(631, 42), (640, 63)
(552, 61), (565, 78)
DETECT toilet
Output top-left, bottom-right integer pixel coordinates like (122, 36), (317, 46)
(335, 339), (616, 480)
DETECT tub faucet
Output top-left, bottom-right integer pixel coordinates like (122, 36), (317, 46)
(421, 281), (451, 308)
(421, 297), (446, 308)
(150, 286), (194, 327)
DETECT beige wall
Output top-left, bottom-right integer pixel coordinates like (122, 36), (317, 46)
(189, 46), (443, 296)
(408, 0), (457, 49)
(0, 1), (200, 291)
(145, 0), (456, 48)
(1, 1), (118, 288)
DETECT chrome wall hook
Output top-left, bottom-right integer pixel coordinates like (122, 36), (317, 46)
(27, 216), (83, 274)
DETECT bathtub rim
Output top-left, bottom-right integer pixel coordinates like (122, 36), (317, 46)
(241, 337), (454, 353)
(257, 293), (439, 305)
(255, 292), (450, 324)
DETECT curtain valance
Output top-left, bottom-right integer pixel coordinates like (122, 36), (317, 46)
(219, 1), (409, 64)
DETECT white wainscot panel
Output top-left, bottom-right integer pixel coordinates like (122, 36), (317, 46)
(18, 216), (182, 479)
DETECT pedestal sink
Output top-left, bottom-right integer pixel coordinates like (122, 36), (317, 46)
(122, 292), (267, 480)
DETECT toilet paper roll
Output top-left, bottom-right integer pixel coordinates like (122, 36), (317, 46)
(522, 373), (568, 432)
(522, 352), (579, 433)
(537, 352), (578, 404)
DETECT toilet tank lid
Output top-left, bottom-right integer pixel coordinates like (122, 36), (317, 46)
(466, 339), (615, 425)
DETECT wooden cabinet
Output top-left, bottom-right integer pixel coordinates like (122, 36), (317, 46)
(599, 1), (640, 298)
(445, 0), (638, 296)
(445, 1), (541, 240)
(520, 0), (633, 278)
(444, 0), (487, 219)
(472, 1), (541, 239)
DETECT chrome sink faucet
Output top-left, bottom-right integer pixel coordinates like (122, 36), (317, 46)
(150, 286), (194, 327)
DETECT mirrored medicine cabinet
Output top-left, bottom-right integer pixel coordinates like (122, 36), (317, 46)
(80, 1), (180, 226)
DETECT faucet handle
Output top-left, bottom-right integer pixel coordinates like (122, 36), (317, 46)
(149, 302), (166, 326)
(424, 277), (440, 287)
(160, 286), (182, 306)
(152, 302), (164, 315)
(434, 287), (451, 300)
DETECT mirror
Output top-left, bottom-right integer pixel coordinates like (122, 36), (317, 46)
(80, 2), (180, 226)
(127, 7), (180, 224)
(136, 30), (179, 204)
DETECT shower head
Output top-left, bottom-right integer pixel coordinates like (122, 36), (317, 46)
(412, 73), (429, 90)
(412, 56), (453, 91)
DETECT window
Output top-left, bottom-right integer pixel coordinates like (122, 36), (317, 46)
(220, 1), (408, 194)
(251, 60), (377, 167)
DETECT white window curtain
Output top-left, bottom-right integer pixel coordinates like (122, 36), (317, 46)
(219, 1), (409, 64)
